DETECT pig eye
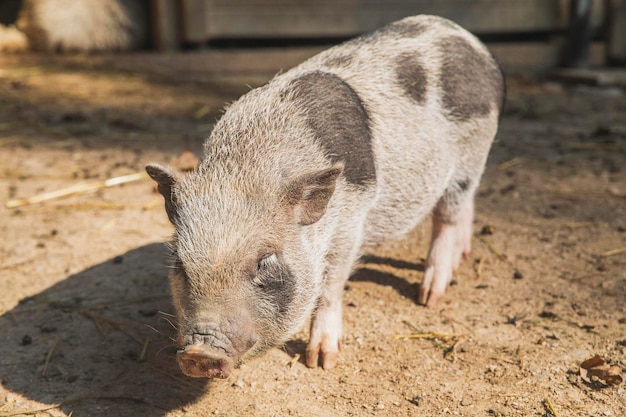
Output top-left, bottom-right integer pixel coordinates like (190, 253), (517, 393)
(257, 253), (277, 271)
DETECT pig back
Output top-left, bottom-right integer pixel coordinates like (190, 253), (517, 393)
(283, 15), (505, 244)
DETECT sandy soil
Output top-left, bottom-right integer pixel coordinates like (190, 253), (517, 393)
(0, 51), (625, 417)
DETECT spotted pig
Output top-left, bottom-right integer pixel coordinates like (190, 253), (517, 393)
(147, 15), (505, 378)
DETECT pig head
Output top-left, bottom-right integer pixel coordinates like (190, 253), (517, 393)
(146, 162), (344, 378)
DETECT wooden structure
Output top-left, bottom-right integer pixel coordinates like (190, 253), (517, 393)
(150, 0), (625, 72)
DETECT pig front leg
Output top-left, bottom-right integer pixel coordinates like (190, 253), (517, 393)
(306, 284), (343, 369)
(418, 183), (475, 306)
(306, 242), (360, 369)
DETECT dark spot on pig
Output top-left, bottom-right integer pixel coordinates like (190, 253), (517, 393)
(289, 71), (375, 187)
(433, 178), (472, 224)
(457, 178), (469, 191)
(395, 53), (428, 104)
(258, 263), (296, 316)
(324, 54), (354, 68)
(438, 36), (505, 121)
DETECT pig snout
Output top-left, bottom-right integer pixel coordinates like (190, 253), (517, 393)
(177, 324), (258, 378)
(177, 344), (234, 379)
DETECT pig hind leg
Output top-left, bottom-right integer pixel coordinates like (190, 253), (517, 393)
(418, 179), (475, 306)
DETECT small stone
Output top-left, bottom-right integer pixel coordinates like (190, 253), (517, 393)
(513, 270), (524, 279)
(377, 402), (385, 410)
(480, 225), (496, 235)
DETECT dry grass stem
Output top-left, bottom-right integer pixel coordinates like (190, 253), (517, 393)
(0, 257), (37, 271)
(394, 331), (463, 343)
(475, 256), (485, 280)
(401, 320), (420, 333)
(498, 157), (523, 170)
(543, 397), (560, 417)
(5, 171), (149, 209)
(139, 338), (150, 362)
(48, 199), (161, 211)
(0, 403), (63, 417)
(0, 397), (15, 412)
(477, 237), (507, 261)
(42, 337), (59, 377)
(79, 309), (144, 345)
(397, 321), (464, 357)
(289, 353), (301, 369)
(602, 247), (626, 257)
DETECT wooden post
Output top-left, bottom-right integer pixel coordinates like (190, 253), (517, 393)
(608, 0), (626, 64)
(562, 0), (592, 67)
(151, 0), (181, 51)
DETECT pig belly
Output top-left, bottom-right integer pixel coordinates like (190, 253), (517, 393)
(361, 118), (458, 246)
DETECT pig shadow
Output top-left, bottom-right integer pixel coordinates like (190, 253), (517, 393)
(350, 255), (425, 302)
(0, 243), (210, 416)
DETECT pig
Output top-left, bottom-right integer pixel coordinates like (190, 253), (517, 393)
(146, 15), (505, 378)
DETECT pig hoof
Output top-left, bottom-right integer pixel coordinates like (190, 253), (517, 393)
(418, 286), (445, 307)
(177, 348), (234, 379)
(321, 350), (339, 369)
(305, 348), (319, 368)
(305, 347), (339, 369)
(417, 286), (441, 306)
(417, 266), (449, 306)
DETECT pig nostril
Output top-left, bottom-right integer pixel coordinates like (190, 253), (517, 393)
(177, 350), (233, 379)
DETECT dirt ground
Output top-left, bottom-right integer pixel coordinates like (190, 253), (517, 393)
(0, 49), (625, 417)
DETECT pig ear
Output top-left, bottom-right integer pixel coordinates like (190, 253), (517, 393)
(146, 163), (180, 223)
(284, 164), (344, 226)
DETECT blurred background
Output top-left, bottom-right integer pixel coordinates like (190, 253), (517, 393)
(1, 0), (625, 73)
